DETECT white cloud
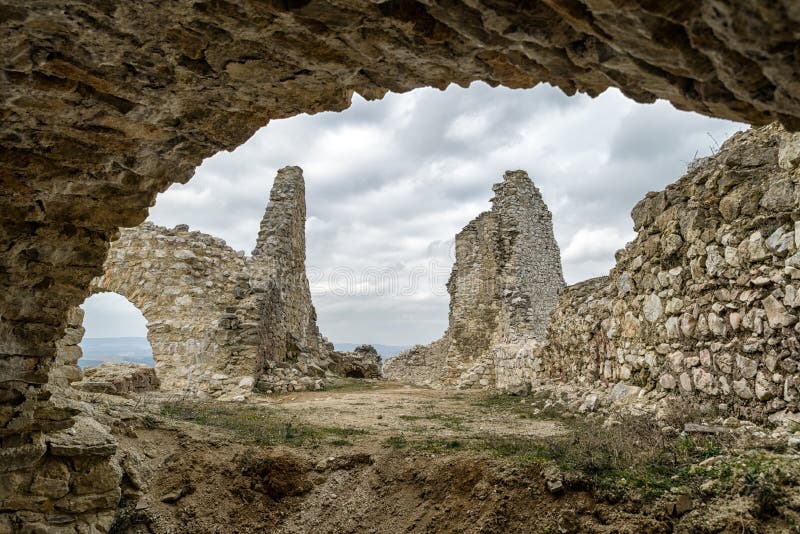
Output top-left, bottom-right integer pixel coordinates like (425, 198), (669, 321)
(81, 293), (148, 338)
(562, 227), (637, 282)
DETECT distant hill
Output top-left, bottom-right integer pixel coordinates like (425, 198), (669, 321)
(76, 337), (410, 367)
(78, 337), (154, 368)
(333, 343), (411, 360)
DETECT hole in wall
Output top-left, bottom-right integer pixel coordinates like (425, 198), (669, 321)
(78, 292), (154, 368)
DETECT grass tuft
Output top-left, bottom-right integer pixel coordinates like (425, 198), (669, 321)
(161, 401), (366, 447)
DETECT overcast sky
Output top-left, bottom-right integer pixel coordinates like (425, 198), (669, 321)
(82, 82), (745, 346)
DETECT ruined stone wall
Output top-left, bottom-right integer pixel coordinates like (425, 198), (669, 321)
(93, 222), (250, 395)
(443, 171), (564, 390)
(384, 171), (563, 390)
(70, 167), (365, 397)
(383, 338), (449, 387)
(540, 124), (800, 417)
(248, 167), (330, 388)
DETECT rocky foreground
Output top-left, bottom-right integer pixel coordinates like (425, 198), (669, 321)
(61, 381), (800, 533)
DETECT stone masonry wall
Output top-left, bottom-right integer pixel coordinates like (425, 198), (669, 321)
(539, 124), (800, 418)
(384, 170), (564, 391)
(247, 166), (333, 393)
(92, 222), (248, 396)
(78, 167), (347, 398)
(383, 337), (449, 388)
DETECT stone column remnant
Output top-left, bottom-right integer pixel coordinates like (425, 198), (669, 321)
(385, 170), (564, 391)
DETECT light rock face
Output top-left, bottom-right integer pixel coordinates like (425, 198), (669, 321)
(541, 123), (800, 418)
(48, 308), (86, 392)
(247, 166), (333, 393)
(0, 414), (122, 533)
(328, 345), (382, 379)
(385, 171), (564, 391)
(92, 221), (248, 395)
(382, 338), (449, 388)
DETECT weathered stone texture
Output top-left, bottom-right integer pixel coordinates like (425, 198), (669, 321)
(248, 167), (332, 393)
(540, 123), (800, 418)
(48, 308), (85, 392)
(445, 171), (564, 390)
(0, 415), (121, 533)
(93, 221), (248, 395)
(385, 170), (563, 390)
(48, 166), (382, 400)
(329, 345), (382, 379)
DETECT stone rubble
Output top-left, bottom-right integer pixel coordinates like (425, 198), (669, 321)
(74, 363), (160, 396)
(328, 345), (382, 379)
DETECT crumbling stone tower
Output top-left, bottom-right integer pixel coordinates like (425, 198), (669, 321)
(385, 170), (564, 391)
(444, 170), (564, 389)
(246, 166), (332, 390)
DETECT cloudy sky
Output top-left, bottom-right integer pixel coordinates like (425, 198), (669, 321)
(82, 82), (745, 347)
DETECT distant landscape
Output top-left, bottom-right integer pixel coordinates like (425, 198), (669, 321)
(78, 337), (154, 368)
(333, 343), (410, 359)
(77, 337), (409, 367)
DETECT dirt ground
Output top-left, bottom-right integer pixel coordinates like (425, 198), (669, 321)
(104, 381), (800, 534)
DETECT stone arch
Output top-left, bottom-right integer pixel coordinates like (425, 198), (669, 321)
(90, 222), (249, 392)
(3, 1), (800, 435)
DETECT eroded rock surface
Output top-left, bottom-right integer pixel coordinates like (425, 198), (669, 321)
(329, 345), (382, 379)
(385, 170), (563, 390)
(382, 338), (449, 388)
(93, 221), (248, 395)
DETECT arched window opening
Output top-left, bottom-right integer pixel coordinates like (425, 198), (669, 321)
(79, 292), (153, 368)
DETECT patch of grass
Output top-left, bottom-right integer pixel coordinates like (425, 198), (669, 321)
(474, 416), (734, 501)
(416, 438), (466, 452)
(320, 425), (367, 438)
(160, 401), (366, 447)
(388, 412), (734, 503)
(398, 413), (466, 430)
(741, 462), (788, 518)
(385, 435), (408, 449)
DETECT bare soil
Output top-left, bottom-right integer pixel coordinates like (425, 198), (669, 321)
(107, 381), (800, 533)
